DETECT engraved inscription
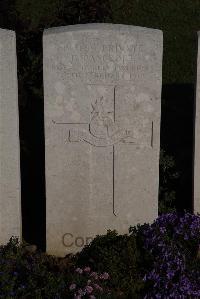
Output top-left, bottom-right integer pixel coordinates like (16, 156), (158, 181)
(48, 34), (158, 84)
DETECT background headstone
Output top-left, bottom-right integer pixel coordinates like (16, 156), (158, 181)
(44, 23), (163, 256)
(0, 29), (21, 245)
(194, 32), (200, 214)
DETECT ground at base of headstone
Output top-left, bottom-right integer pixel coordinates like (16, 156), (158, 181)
(0, 212), (199, 298)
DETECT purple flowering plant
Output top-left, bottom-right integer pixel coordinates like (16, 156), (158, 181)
(129, 212), (200, 298)
(68, 266), (112, 298)
(0, 212), (200, 298)
(0, 237), (69, 298)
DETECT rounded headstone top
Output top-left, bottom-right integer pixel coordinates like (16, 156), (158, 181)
(43, 23), (163, 37)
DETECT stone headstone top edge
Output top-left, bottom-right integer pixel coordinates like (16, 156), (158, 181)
(0, 29), (15, 37)
(43, 23), (163, 37)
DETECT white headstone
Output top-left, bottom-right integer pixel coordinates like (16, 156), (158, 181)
(0, 29), (21, 245)
(44, 23), (163, 256)
(194, 32), (200, 214)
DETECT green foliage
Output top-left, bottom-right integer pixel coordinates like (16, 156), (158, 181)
(1, 214), (200, 298)
(0, 237), (68, 298)
(75, 230), (152, 298)
(159, 149), (179, 213)
(0, 237), (117, 298)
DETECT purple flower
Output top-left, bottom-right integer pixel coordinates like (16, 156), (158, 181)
(75, 268), (83, 274)
(85, 285), (93, 294)
(69, 283), (76, 290)
(139, 212), (200, 298)
(83, 266), (91, 273)
(78, 288), (85, 296)
(93, 283), (103, 292)
(90, 272), (98, 280)
(99, 272), (109, 280)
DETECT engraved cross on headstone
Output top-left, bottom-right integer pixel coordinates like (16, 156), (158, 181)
(52, 84), (153, 216)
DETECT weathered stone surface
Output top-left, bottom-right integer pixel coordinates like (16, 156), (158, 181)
(0, 29), (21, 245)
(194, 33), (200, 214)
(44, 23), (163, 256)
